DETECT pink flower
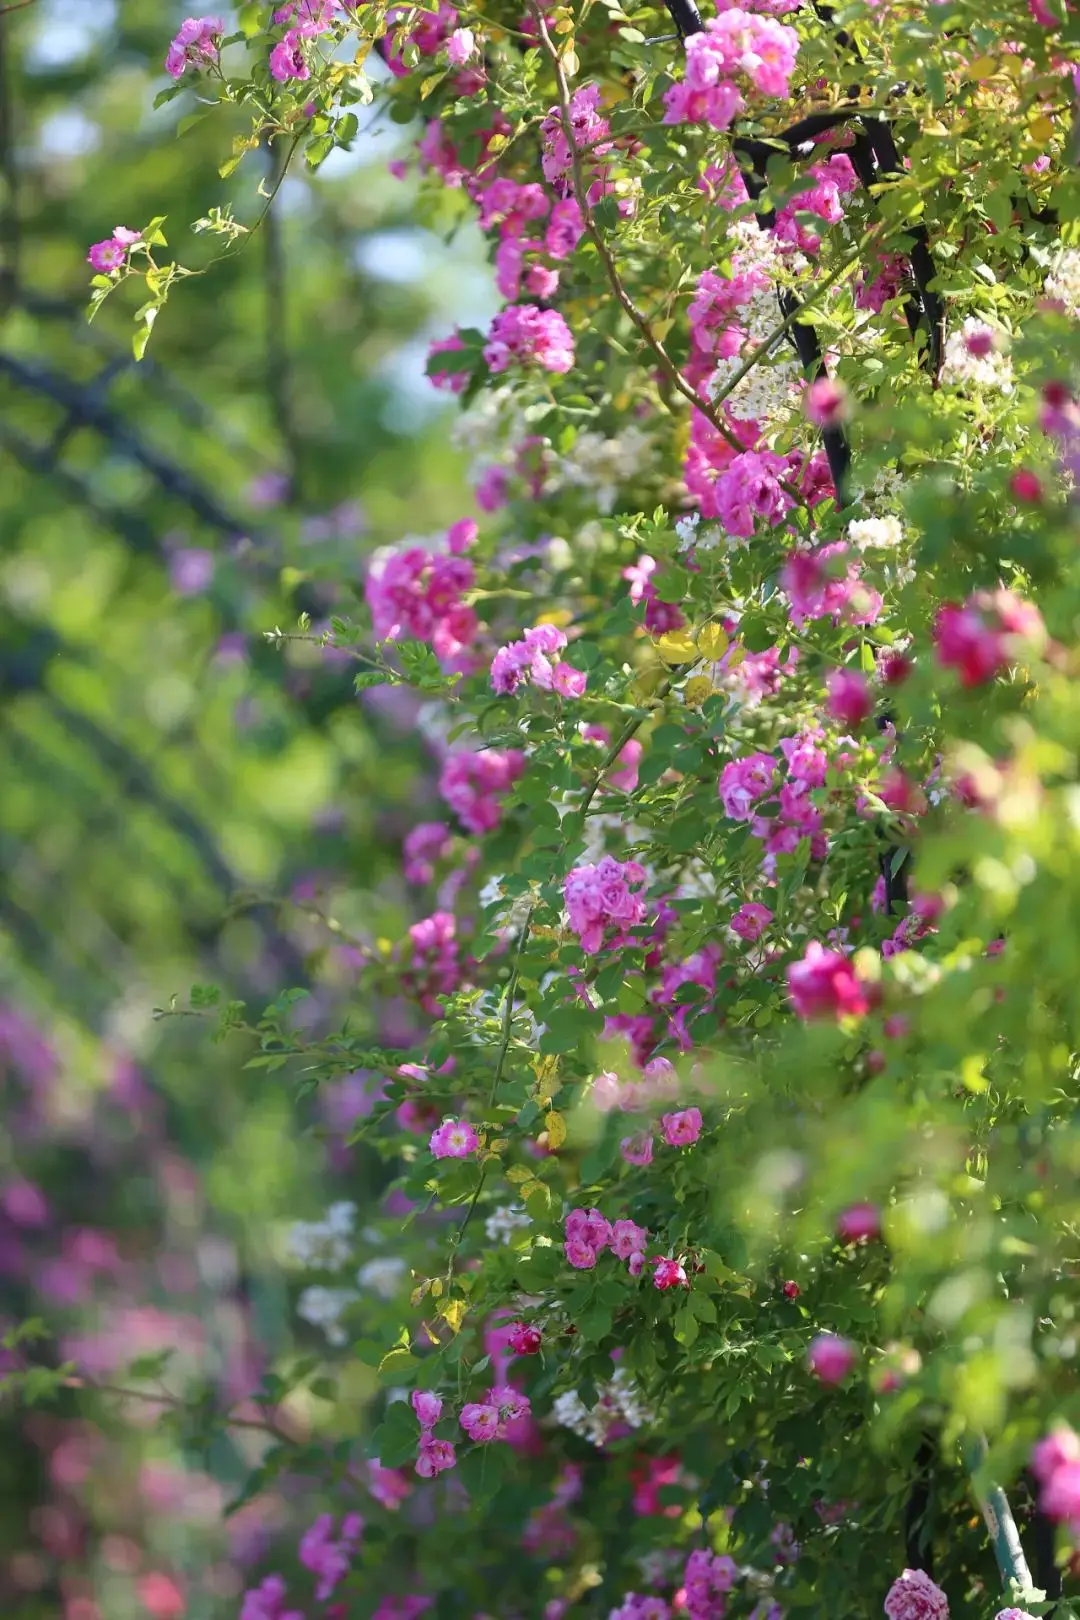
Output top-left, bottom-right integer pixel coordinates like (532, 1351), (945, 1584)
(564, 856), (648, 954)
(490, 623), (586, 698)
(298, 1512), (363, 1603)
(807, 1333), (856, 1384)
(460, 1401), (500, 1442)
(484, 305), (575, 374)
(540, 81), (611, 186)
(411, 1390), (442, 1429)
(610, 1219), (648, 1260)
(934, 591), (1045, 687)
(446, 25), (476, 63)
(429, 1119), (479, 1158)
(1040, 1459), (1080, 1521)
(788, 942), (872, 1020)
(565, 1237), (597, 1269)
(805, 377), (849, 427)
(730, 902), (773, 942)
(836, 1203), (881, 1243)
(87, 228), (141, 274)
(719, 753), (778, 820)
(660, 1108), (702, 1147)
(270, 29), (310, 80)
(438, 749), (524, 834)
(415, 1435), (457, 1477)
(165, 15), (224, 77)
(566, 1207), (612, 1252)
(241, 1574), (304, 1620)
(883, 1570), (949, 1620)
(782, 1280), (800, 1299)
(403, 821), (452, 885)
(427, 331), (471, 393)
(826, 667), (872, 726)
(653, 1257), (688, 1290)
(1031, 1423), (1080, 1483)
(508, 1321), (543, 1355)
(620, 1132), (654, 1166)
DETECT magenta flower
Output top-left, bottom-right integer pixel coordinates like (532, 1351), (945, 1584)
(564, 1237), (597, 1270)
(652, 1257), (688, 1290)
(415, 1435), (456, 1477)
(1032, 1423), (1080, 1483)
(507, 1321), (542, 1355)
(882, 1570), (949, 1620)
(660, 1108), (702, 1148)
(804, 376), (849, 428)
(620, 1132), (654, 1166)
(165, 15), (224, 78)
(411, 1390), (442, 1429)
(836, 1203), (881, 1244)
(787, 942), (873, 1021)
(610, 1219), (648, 1261)
(446, 25), (476, 63)
(87, 227), (141, 274)
(825, 667), (872, 726)
(460, 1401), (499, 1442)
(270, 29), (310, 81)
(807, 1332), (856, 1384)
(429, 1119), (479, 1159)
(730, 902), (773, 943)
(483, 304), (575, 375)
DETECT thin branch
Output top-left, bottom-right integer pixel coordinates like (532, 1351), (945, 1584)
(526, 2), (777, 471)
(61, 1375), (297, 1444)
(489, 905), (533, 1104)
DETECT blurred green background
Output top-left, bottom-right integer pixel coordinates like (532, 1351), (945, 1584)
(0, 2), (494, 1613)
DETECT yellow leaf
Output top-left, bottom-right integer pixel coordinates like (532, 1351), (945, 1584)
(961, 1053), (988, 1094)
(683, 676), (714, 708)
(965, 55), (997, 79)
(505, 1164), (533, 1184)
(651, 317), (674, 343)
(562, 46), (579, 75)
(441, 1297), (468, 1334)
(697, 623), (729, 661)
(654, 629), (698, 664)
(1030, 114), (1055, 143)
(535, 608), (573, 629)
(545, 1110), (567, 1149)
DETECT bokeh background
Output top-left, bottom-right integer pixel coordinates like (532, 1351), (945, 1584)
(0, 3), (494, 1612)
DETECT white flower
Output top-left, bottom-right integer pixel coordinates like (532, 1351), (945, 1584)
(296, 1285), (356, 1345)
(484, 1204), (532, 1244)
(940, 318), (1013, 393)
(285, 1202), (357, 1269)
(846, 515), (904, 551)
(552, 1368), (655, 1445)
(356, 1257), (408, 1299)
(1045, 247), (1080, 320)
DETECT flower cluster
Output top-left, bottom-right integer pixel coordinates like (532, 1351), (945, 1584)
(438, 749), (525, 835)
(483, 304), (575, 374)
(934, 590), (1045, 687)
(682, 1548), (738, 1620)
(491, 624), (586, 697)
(564, 857), (649, 953)
(882, 1570), (949, 1620)
(364, 523), (478, 668)
(664, 10), (799, 128)
(564, 1207), (648, 1274)
(460, 1383), (532, 1442)
(165, 15), (224, 77)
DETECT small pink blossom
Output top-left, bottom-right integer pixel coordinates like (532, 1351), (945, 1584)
(484, 304), (574, 374)
(460, 1401), (500, 1442)
(620, 1132), (654, 1166)
(270, 29), (310, 80)
(788, 942), (873, 1021)
(807, 1332), (856, 1384)
(653, 1257), (689, 1290)
(415, 1435), (456, 1477)
(660, 1108), (702, 1147)
(411, 1390), (442, 1429)
(836, 1203), (881, 1243)
(446, 26), (476, 63)
(730, 902), (773, 942)
(610, 1219), (648, 1260)
(429, 1119), (480, 1158)
(825, 667), (872, 726)
(883, 1569), (949, 1620)
(805, 376), (849, 427)
(87, 228), (141, 274)
(165, 15), (224, 77)
(1032, 1423), (1080, 1483)
(508, 1322), (542, 1355)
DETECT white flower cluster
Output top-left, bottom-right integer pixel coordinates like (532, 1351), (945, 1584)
(356, 1257), (408, 1300)
(297, 1284), (356, 1346)
(484, 1204), (533, 1244)
(285, 1200), (357, 1268)
(548, 427), (655, 514)
(846, 515), (903, 552)
(551, 1368), (655, 1445)
(1045, 248), (1080, 320)
(675, 513), (727, 554)
(941, 318), (1014, 394)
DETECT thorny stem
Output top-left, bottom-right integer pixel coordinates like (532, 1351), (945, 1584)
(527, 0), (808, 501)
